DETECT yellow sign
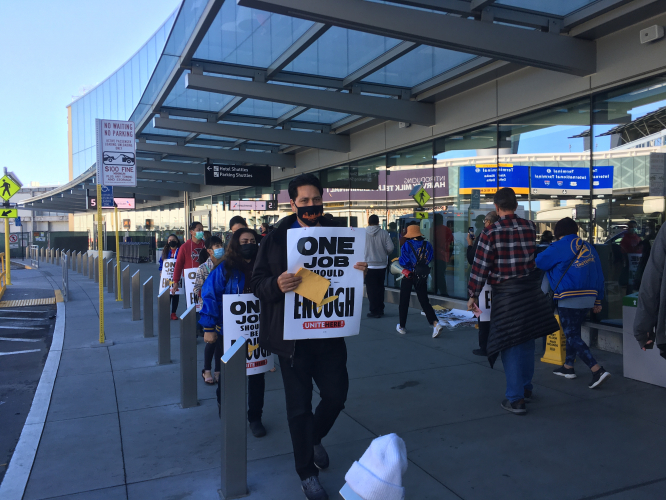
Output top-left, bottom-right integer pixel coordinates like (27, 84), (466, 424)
(415, 211), (428, 219)
(412, 187), (431, 207)
(0, 208), (18, 218)
(540, 314), (566, 365)
(0, 175), (21, 201)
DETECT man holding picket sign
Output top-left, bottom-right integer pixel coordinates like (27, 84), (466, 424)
(252, 173), (367, 500)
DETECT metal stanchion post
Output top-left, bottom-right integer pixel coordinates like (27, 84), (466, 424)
(94, 257), (99, 283)
(122, 265), (130, 309)
(180, 305), (198, 409)
(220, 337), (248, 499)
(89, 254), (95, 280)
(157, 288), (171, 365)
(143, 276), (153, 338)
(107, 260), (114, 294)
(67, 250), (72, 269)
(131, 270), (141, 321)
(77, 251), (82, 274)
(83, 253), (88, 277)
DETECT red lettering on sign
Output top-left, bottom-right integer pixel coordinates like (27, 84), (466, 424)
(303, 320), (345, 329)
(247, 360), (268, 369)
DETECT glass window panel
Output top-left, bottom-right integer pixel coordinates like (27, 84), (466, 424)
(387, 144), (436, 292)
(434, 126), (498, 299)
(365, 47), (475, 87)
(295, 108), (350, 124)
(162, 72), (235, 112)
(234, 98), (296, 118)
(116, 68), (126, 120)
(103, 80), (111, 119)
(96, 87), (103, 121)
(131, 54), (141, 104)
(165, 0), (207, 56)
(139, 45), (148, 91)
(592, 77), (666, 327)
(124, 61), (133, 118)
(495, 0), (597, 15)
(109, 74), (118, 120)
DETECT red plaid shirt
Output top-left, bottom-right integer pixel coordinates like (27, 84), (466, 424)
(468, 214), (537, 298)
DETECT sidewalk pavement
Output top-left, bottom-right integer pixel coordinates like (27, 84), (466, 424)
(6, 259), (666, 499)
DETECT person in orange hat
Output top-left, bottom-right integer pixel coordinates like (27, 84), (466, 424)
(396, 222), (442, 338)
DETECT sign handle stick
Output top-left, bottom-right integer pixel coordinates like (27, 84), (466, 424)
(4, 219), (10, 286)
(97, 184), (105, 343)
(115, 207), (121, 302)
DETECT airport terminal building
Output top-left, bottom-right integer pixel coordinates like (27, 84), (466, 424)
(21, 0), (666, 332)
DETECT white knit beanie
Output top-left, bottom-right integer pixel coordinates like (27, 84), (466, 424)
(344, 434), (408, 500)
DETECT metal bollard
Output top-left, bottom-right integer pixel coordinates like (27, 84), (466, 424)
(83, 253), (89, 277)
(220, 336), (248, 499)
(89, 254), (94, 280)
(107, 260), (114, 293)
(157, 288), (171, 365)
(143, 277), (153, 338)
(94, 257), (99, 283)
(180, 305), (198, 409)
(41, 247), (45, 260)
(77, 252), (82, 273)
(67, 250), (72, 269)
(131, 270), (141, 321)
(122, 266), (130, 309)
(56, 249), (60, 266)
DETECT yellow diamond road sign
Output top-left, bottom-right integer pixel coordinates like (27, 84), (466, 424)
(0, 175), (21, 201)
(0, 208), (18, 218)
(412, 187), (430, 207)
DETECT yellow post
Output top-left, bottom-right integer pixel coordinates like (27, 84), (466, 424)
(97, 184), (105, 343)
(4, 219), (10, 286)
(115, 206), (121, 301)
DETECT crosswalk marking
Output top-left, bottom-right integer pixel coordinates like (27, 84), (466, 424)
(0, 325), (43, 330)
(0, 337), (41, 342)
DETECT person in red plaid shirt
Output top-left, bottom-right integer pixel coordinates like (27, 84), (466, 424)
(467, 188), (558, 416)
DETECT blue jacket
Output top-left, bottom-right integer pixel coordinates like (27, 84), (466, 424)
(535, 235), (605, 304)
(399, 239), (434, 271)
(198, 263), (245, 330)
(158, 247), (179, 271)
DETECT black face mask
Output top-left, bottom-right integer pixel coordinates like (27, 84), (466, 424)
(240, 243), (258, 259)
(168, 240), (178, 248)
(296, 204), (324, 227)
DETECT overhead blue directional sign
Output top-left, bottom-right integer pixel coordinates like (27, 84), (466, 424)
(101, 186), (114, 208)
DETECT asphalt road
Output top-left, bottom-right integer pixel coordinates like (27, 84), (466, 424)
(0, 304), (56, 483)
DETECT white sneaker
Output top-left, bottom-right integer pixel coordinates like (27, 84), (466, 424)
(396, 324), (407, 335)
(432, 322), (443, 338)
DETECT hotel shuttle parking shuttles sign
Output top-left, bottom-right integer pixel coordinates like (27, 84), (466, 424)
(94, 118), (136, 346)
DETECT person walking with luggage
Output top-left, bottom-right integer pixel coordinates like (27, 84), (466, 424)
(364, 215), (394, 318)
(251, 173), (367, 500)
(199, 228), (268, 437)
(468, 188), (558, 416)
(536, 218), (609, 388)
(171, 221), (206, 318)
(466, 211), (499, 356)
(159, 234), (181, 320)
(396, 224), (442, 338)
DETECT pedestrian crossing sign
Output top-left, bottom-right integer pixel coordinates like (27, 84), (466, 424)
(0, 208), (18, 218)
(0, 175), (21, 201)
(410, 185), (431, 207)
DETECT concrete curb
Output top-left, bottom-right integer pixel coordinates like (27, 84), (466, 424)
(0, 300), (65, 499)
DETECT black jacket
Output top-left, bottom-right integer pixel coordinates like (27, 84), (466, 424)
(251, 213), (338, 359)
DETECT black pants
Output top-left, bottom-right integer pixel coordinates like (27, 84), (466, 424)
(216, 365), (266, 423)
(365, 267), (386, 315)
(478, 320), (490, 351)
(204, 336), (223, 372)
(399, 277), (437, 327)
(278, 338), (348, 480)
(170, 294), (180, 314)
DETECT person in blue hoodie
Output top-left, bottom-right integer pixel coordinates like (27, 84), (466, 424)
(199, 227), (268, 438)
(536, 217), (610, 389)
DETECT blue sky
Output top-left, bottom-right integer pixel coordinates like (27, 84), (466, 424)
(0, 0), (181, 187)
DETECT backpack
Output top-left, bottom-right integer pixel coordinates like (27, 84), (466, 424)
(408, 241), (431, 285)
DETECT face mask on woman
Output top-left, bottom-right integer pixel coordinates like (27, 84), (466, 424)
(168, 240), (178, 248)
(240, 243), (258, 259)
(213, 248), (224, 259)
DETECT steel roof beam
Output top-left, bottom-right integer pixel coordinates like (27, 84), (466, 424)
(342, 41), (419, 87)
(218, 96), (246, 120)
(470, 0), (496, 11)
(138, 170), (205, 184)
(267, 23), (330, 78)
(137, 141), (295, 168)
(153, 116), (349, 152)
(238, 0), (596, 76)
(136, 160), (204, 174)
(186, 73), (435, 126)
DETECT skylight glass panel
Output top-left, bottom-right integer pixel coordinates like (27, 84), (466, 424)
(495, 0), (598, 16)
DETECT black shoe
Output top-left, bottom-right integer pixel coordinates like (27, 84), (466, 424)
(589, 367), (611, 389)
(501, 398), (527, 415)
(301, 476), (328, 500)
(366, 312), (381, 318)
(524, 389), (533, 403)
(472, 348), (487, 356)
(313, 443), (329, 470)
(553, 366), (577, 379)
(249, 420), (266, 438)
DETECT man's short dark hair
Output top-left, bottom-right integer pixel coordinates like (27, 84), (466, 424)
(288, 173), (323, 201)
(189, 221), (203, 231)
(229, 216), (247, 229)
(493, 188), (518, 211)
(368, 215), (379, 225)
(554, 217), (578, 239)
(205, 235), (224, 249)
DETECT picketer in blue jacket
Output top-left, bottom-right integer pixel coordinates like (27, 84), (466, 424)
(535, 217), (610, 389)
